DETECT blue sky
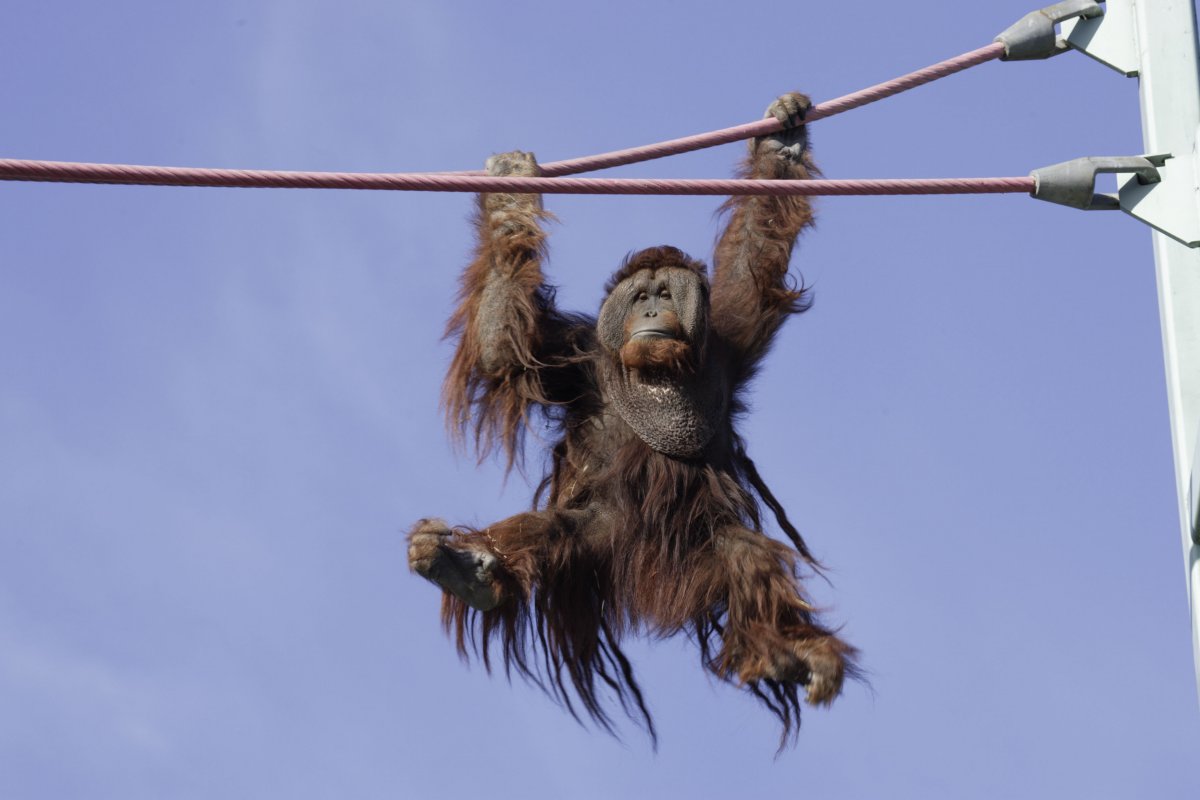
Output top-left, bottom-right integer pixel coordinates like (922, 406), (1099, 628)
(2, 2), (1197, 797)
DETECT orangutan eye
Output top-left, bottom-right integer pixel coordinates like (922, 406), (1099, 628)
(637, 292), (649, 301)
(660, 290), (671, 299)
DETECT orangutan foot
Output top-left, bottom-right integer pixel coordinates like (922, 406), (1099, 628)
(407, 518), (502, 611)
(766, 635), (849, 706)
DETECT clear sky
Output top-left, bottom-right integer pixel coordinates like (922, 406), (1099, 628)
(2, 2), (1198, 798)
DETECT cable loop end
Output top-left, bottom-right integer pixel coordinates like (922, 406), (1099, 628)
(996, 0), (1105, 60)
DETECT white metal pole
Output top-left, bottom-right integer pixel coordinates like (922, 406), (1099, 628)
(1137, 0), (1200, 700)
(1065, 0), (1200, 701)
(1128, 0), (1200, 701)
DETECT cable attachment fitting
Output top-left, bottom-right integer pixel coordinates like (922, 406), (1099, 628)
(1030, 156), (1164, 210)
(996, 0), (1104, 60)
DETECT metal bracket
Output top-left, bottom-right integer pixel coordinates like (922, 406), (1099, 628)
(1030, 155), (1163, 210)
(1053, 0), (1200, 248)
(996, 0), (1105, 60)
(1061, 0), (1138, 75)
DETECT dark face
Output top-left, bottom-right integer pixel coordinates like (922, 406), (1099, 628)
(626, 269), (685, 342)
(597, 265), (709, 373)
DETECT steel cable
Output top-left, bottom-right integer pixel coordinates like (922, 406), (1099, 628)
(0, 42), (1014, 195)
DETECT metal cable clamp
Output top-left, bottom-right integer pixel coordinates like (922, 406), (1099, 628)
(1030, 155), (1164, 210)
(997, 0), (1105, 60)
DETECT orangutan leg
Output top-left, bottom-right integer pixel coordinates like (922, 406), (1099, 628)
(713, 526), (855, 705)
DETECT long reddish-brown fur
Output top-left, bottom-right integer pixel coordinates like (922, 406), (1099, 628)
(417, 107), (858, 750)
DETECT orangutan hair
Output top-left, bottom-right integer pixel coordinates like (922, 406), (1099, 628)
(408, 92), (858, 750)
